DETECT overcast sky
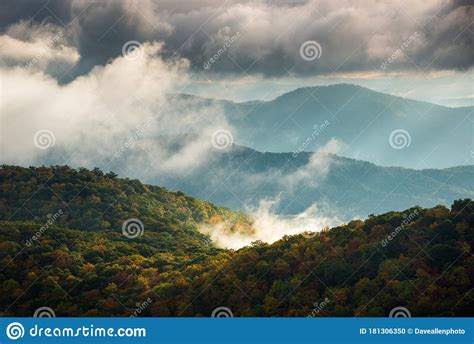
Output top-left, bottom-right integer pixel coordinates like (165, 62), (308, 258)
(1, 0), (473, 105)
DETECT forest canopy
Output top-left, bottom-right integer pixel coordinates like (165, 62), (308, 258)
(0, 165), (472, 317)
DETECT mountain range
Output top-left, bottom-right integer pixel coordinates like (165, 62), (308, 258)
(107, 141), (474, 222)
(170, 84), (474, 169)
(25, 84), (474, 232)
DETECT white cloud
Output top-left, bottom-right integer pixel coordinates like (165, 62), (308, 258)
(0, 21), (79, 75)
(285, 138), (345, 188)
(198, 139), (345, 249)
(200, 197), (342, 249)
(0, 40), (233, 174)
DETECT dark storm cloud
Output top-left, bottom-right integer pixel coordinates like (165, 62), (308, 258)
(1, 0), (473, 79)
(414, 3), (473, 71)
(0, 0), (72, 30)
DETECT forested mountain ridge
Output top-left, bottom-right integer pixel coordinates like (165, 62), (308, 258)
(0, 165), (472, 317)
(0, 165), (251, 256)
(152, 199), (473, 317)
(132, 143), (474, 219)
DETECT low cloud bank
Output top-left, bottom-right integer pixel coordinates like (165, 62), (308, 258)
(198, 141), (345, 249)
(1, 39), (232, 173)
(200, 197), (342, 249)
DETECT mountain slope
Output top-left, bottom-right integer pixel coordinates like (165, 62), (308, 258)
(164, 199), (474, 317)
(0, 165), (251, 256)
(0, 166), (472, 316)
(116, 143), (474, 221)
(171, 84), (474, 168)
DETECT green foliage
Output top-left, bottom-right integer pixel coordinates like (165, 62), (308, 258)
(0, 165), (252, 256)
(0, 165), (472, 317)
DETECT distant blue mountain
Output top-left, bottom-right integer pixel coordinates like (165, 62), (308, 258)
(29, 84), (474, 221)
(172, 84), (474, 169)
(92, 138), (473, 221)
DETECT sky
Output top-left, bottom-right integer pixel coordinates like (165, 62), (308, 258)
(0, 0), (473, 247)
(0, 0), (473, 106)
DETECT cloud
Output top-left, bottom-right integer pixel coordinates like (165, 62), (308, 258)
(0, 40), (233, 174)
(200, 197), (342, 249)
(0, 21), (79, 76)
(0, 33), (344, 249)
(284, 138), (345, 189)
(1, 0), (472, 79)
(196, 140), (344, 249)
(0, 1), (471, 248)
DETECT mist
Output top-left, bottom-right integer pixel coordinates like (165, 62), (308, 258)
(1, 25), (345, 249)
(200, 197), (343, 249)
(1, 38), (233, 172)
(197, 141), (345, 249)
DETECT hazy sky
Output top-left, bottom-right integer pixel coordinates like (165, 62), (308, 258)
(1, 0), (473, 106)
